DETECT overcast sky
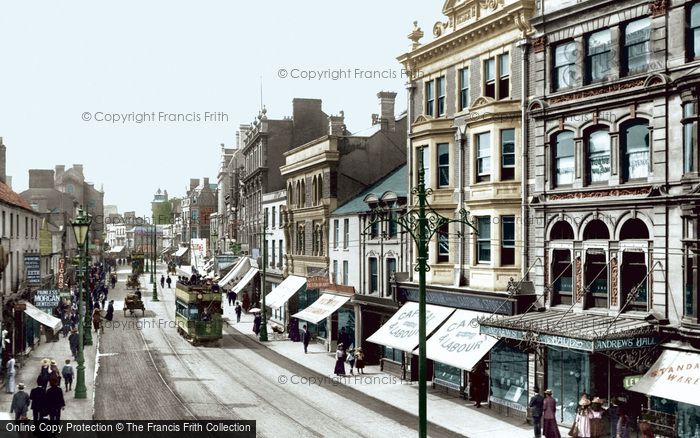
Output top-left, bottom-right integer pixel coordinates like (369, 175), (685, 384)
(0, 1), (442, 215)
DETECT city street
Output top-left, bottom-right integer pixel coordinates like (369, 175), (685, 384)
(93, 265), (461, 438)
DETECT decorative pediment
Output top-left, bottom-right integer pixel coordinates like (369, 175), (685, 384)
(413, 114), (433, 124)
(643, 73), (670, 88)
(470, 96), (496, 109)
(527, 99), (546, 113)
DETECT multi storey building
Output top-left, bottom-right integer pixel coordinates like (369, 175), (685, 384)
(215, 142), (242, 254)
(393, 0), (536, 402)
(477, 0), (700, 432)
(280, 92), (407, 348)
(262, 189), (287, 325)
(180, 177), (217, 245)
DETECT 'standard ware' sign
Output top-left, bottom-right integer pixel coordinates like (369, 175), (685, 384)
(366, 301), (454, 352)
(630, 350), (700, 405)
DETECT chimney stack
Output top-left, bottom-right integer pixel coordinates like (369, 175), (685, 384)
(329, 111), (346, 136)
(203, 177), (210, 187)
(189, 178), (199, 191)
(0, 137), (6, 184)
(377, 91), (397, 132)
(73, 164), (84, 178)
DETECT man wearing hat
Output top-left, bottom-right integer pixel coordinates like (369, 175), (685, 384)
(68, 329), (79, 360)
(9, 382), (30, 420)
(529, 387), (544, 438)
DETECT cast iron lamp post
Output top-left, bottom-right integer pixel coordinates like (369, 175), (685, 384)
(257, 212), (271, 342)
(365, 148), (476, 438)
(152, 220), (159, 301)
(71, 208), (91, 399)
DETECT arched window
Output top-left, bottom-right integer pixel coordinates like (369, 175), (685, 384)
(550, 221), (574, 240)
(620, 218), (650, 240)
(301, 179), (306, 207)
(583, 219), (610, 240)
(622, 120), (650, 181)
(287, 183), (293, 207)
(553, 131), (575, 186)
(311, 176), (318, 206)
(587, 128), (610, 183)
(317, 174), (323, 205)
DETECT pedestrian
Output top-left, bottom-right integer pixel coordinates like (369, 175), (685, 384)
(616, 405), (630, 438)
(104, 299), (114, 322)
(590, 397), (605, 438)
(354, 348), (365, 374)
(242, 292), (250, 312)
(253, 313), (261, 335)
(9, 383), (30, 421)
(235, 302), (242, 323)
(529, 386), (544, 438)
(334, 343), (346, 376)
(5, 355), (16, 393)
(607, 397), (619, 438)
(543, 389), (561, 438)
(574, 394), (592, 438)
(302, 324), (311, 354)
(61, 360), (73, 392)
(68, 329), (79, 360)
(49, 360), (61, 388)
(160, 275), (165, 289)
(166, 276), (172, 288)
(338, 327), (352, 350)
(227, 291), (235, 306)
(29, 377), (45, 421)
(92, 308), (102, 333)
(43, 380), (65, 421)
(346, 348), (355, 375)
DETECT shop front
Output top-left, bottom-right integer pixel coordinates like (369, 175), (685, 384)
(353, 294), (401, 366)
(480, 310), (662, 424)
(292, 287), (354, 351)
(266, 275), (307, 338)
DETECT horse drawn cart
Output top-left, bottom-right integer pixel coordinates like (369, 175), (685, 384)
(124, 291), (145, 316)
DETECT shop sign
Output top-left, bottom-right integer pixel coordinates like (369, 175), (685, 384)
(539, 334), (594, 351)
(307, 276), (330, 289)
(623, 375), (643, 390)
(57, 258), (66, 289)
(34, 289), (61, 312)
(24, 255), (41, 285)
(489, 396), (526, 412)
(39, 227), (53, 256)
(479, 325), (525, 340)
(403, 287), (512, 315)
(594, 336), (658, 351)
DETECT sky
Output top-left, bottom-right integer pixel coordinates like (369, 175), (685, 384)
(0, 1), (443, 216)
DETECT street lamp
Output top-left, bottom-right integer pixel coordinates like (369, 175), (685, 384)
(366, 149), (476, 438)
(152, 220), (159, 301)
(257, 212), (270, 342)
(70, 208), (91, 399)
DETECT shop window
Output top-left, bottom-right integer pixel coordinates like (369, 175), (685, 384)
(437, 223), (449, 263)
(476, 132), (491, 182)
(459, 67), (469, 111)
(553, 42), (577, 90)
(550, 221), (574, 240)
(501, 129), (515, 181)
(547, 347), (590, 425)
(619, 218), (649, 240)
(587, 128), (611, 184)
(621, 251), (648, 311)
(691, 4), (700, 59)
(477, 217), (491, 263)
(383, 346), (402, 363)
(437, 143), (450, 187)
(484, 58), (496, 98)
(489, 343), (528, 410)
(584, 251), (608, 308)
(583, 219), (610, 240)
(369, 258), (378, 293)
(498, 53), (510, 99)
(682, 101), (697, 174)
(552, 249), (573, 306)
(434, 362), (462, 389)
(586, 29), (612, 83)
(554, 131), (575, 186)
(425, 80), (435, 117)
(623, 18), (651, 75)
(622, 120), (650, 181)
(501, 216), (515, 266)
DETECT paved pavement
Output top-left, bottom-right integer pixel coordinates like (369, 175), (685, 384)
(222, 300), (571, 438)
(93, 263), (460, 437)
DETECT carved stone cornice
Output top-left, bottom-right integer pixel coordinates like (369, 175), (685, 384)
(548, 79), (646, 105)
(547, 186), (652, 201)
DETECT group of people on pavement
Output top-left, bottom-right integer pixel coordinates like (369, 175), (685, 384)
(9, 358), (71, 421)
(529, 389), (631, 438)
(159, 274), (173, 289)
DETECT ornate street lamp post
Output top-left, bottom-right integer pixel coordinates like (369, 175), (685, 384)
(258, 212), (270, 342)
(70, 208), (91, 399)
(152, 220), (159, 301)
(366, 149), (476, 438)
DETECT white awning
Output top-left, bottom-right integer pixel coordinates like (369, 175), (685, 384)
(22, 301), (62, 334)
(292, 293), (350, 324)
(108, 245), (125, 254)
(366, 301), (455, 352)
(419, 309), (498, 371)
(629, 348), (700, 405)
(266, 275), (307, 310)
(232, 267), (259, 294)
(218, 257), (248, 288)
(174, 247), (189, 257)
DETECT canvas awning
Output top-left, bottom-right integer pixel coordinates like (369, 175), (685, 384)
(419, 309), (498, 371)
(232, 267), (259, 294)
(266, 276), (307, 310)
(218, 257), (248, 288)
(629, 348), (700, 405)
(108, 245), (125, 254)
(160, 247), (175, 256)
(292, 293), (350, 324)
(22, 301), (62, 334)
(366, 301), (455, 352)
(174, 247), (189, 257)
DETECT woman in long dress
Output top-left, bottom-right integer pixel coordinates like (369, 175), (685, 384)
(575, 395), (593, 438)
(542, 389), (561, 438)
(5, 355), (15, 393)
(333, 344), (346, 376)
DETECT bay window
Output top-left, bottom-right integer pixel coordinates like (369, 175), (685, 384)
(476, 132), (491, 182)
